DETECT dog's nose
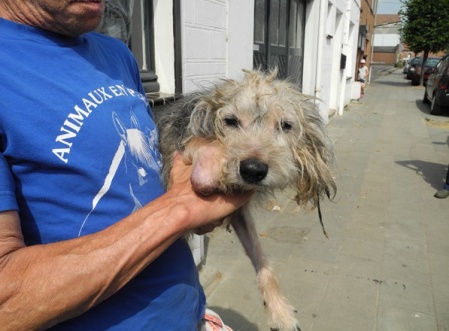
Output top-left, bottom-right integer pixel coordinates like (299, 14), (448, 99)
(240, 158), (269, 184)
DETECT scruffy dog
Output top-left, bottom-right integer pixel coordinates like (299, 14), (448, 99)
(154, 69), (336, 331)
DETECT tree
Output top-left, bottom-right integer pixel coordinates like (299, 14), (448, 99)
(400, 0), (449, 85)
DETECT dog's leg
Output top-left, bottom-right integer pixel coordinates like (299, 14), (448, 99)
(230, 207), (301, 331)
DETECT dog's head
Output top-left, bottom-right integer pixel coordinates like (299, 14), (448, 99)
(185, 69), (336, 208)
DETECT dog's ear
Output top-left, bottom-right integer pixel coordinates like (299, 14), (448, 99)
(292, 100), (337, 209)
(187, 94), (222, 138)
(188, 79), (239, 138)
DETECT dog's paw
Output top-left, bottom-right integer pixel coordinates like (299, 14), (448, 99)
(270, 327), (301, 331)
(269, 316), (301, 331)
(266, 301), (300, 331)
(258, 266), (301, 331)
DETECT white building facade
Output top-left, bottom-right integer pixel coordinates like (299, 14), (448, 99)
(164, 0), (362, 119)
(125, 0), (362, 117)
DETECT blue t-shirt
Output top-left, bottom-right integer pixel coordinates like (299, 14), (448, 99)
(0, 18), (205, 330)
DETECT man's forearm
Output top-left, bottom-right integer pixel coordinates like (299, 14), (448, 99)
(0, 154), (250, 330)
(0, 194), (188, 330)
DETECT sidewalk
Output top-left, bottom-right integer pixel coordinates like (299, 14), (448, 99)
(199, 69), (449, 331)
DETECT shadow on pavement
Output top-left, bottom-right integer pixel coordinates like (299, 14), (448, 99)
(371, 79), (411, 87)
(395, 160), (448, 190)
(207, 306), (259, 331)
(415, 99), (449, 117)
(415, 98), (431, 115)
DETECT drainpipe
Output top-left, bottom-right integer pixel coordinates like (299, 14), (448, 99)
(368, 5), (377, 84)
(338, 1), (352, 116)
(314, 0), (326, 117)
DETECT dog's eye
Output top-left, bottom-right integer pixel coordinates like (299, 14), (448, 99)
(280, 120), (293, 132)
(224, 116), (240, 128)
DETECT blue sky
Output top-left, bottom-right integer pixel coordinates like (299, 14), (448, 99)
(377, 0), (403, 14)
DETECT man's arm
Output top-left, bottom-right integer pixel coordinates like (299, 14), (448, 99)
(0, 154), (251, 330)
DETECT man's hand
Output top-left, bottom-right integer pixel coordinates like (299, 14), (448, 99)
(168, 152), (252, 233)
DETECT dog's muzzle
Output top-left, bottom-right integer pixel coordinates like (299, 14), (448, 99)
(239, 158), (269, 184)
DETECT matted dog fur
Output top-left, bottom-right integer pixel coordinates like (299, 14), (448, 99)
(154, 69), (336, 330)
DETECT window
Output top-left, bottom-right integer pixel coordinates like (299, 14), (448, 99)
(130, 0), (158, 93)
(253, 0), (306, 87)
(97, 0), (133, 43)
(97, 0), (159, 94)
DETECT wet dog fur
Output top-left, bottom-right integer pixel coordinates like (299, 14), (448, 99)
(154, 69), (336, 330)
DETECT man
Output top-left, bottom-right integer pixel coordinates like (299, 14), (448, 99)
(0, 0), (250, 329)
(358, 59), (369, 96)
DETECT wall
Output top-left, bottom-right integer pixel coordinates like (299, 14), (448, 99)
(226, 1), (255, 79)
(359, 0), (376, 64)
(304, 0), (361, 119)
(154, 0), (175, 94)
(179, 0), (254, 266)
(372, 18), (401, 64)
(345, 20), (359, 104)
(373, 52), (396, 64)
(320, 1), (336, 116)
(181, 0), (227, 93)
(302, 0), (320, 97)
(342, 0), (361, 108)
(374, 33), (400, 46)
(181, 0), (254, 93)
(329, 9), (344, 111)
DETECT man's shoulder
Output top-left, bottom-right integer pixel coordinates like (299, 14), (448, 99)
(84, 32), (129, 50)
(82, 32), (136, 68)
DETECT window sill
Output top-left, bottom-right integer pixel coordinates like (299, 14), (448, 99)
(146, 92), (177, 107)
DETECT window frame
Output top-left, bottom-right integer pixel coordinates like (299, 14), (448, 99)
(130, 0), (159, 94)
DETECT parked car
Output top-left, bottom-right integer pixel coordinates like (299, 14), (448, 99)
(410, 57), (441, 85)
(403, 57), (418, 75)
(405, 57), (421, 79)
(423, 55), (449, 115)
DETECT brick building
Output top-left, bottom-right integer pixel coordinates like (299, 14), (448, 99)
(358, 0), (377, 64)
(372, 14), (402, 64)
